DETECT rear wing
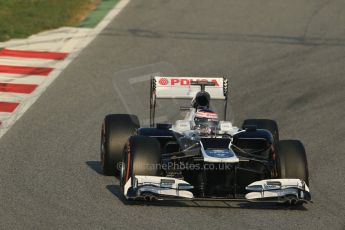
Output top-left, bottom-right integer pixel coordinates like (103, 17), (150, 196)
(150, 76), (229, 127)
(152, 76), (227, 99)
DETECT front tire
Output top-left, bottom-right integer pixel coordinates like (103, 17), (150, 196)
(100, 114), (140, 176)
(120, 136), (161, 191)
(277, 140), (309, 185)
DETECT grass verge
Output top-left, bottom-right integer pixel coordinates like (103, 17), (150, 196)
(0, 0), (101, 42)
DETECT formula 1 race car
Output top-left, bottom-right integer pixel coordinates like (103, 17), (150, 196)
(100, 76), (311, 205)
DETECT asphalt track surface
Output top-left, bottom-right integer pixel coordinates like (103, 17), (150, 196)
(1, 0), (345, 229)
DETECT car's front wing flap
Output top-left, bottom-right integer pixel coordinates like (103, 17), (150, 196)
(245, 179), (311, 204)
(124, 175), (194, 200)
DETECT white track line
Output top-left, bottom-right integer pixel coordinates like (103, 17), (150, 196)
(0, 74), (46, 85)
(0, 93), (28, 102)
(0, 112), (11, 124)
(0, 57), (61, 68)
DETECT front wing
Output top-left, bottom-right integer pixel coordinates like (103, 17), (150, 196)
(124, 175), (311, 204)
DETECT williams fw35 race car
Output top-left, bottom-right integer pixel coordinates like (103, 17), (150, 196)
(100, 76), (311, 205)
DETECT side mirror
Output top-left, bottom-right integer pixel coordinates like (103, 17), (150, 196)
(173, 120), (191, 133)
(219, 121), (233, 134)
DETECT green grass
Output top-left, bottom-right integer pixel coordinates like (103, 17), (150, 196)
(0, 0), (100, 42)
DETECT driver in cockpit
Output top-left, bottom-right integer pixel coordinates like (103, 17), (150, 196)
(193, 108), (220, 135)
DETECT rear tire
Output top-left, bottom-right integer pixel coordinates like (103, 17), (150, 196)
(242, 119), (279, 147)
(277, 140), (309, 185)
(120, 136), (161, 190)
(100, 114), (140, 176)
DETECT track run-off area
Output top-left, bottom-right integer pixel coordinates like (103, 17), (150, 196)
(0, 0), (345, 229)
